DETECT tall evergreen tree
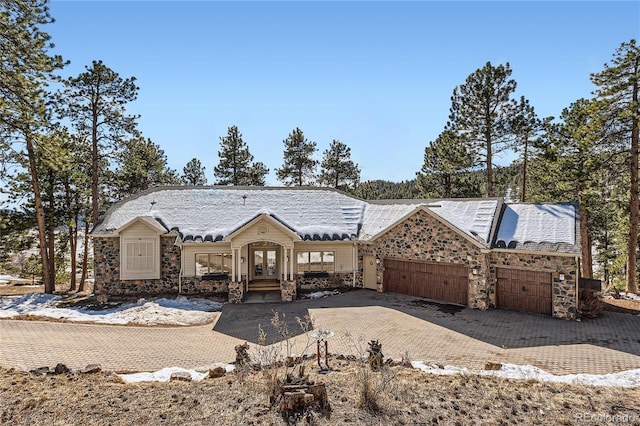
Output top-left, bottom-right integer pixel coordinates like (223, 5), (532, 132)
(448, 62), (518, 197)
(182, 158), (207, 185)
(63, 60), (139, 226)
(115, 136), (179, 197)
(528, 99), (606, 279)
(510, 96), (545, 202)
(214, 125), (268, 185)
(276, 127), (317, 186)
(415, 129), (478, 198)
(318, 139), (360, 191)
(0, 0), (65, 293)
(591, 39), (639, 294)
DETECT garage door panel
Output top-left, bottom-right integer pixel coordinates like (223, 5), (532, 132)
(384, 259), (468, 305)
(496, 268), (552, 315)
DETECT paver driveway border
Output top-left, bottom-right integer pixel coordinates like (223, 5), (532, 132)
(1, 289), (639, 375)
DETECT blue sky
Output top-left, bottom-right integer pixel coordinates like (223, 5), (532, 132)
(47, 1), (639, 184)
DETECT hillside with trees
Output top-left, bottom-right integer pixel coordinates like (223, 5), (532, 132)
(0, 0), (637, 292)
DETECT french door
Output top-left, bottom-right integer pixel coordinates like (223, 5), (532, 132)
(252, 248), (278, 280)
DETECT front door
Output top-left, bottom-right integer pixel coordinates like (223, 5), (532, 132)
(252, 248), (278, 280)
(363, 255), (377, 290)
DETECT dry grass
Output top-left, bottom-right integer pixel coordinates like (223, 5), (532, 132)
(603, 297), (640, 315)
(2, 361), (639, 426)
(0, 280), (94, 297)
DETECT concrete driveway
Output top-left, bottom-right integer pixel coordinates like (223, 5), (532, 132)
(1, 290), (639, 375)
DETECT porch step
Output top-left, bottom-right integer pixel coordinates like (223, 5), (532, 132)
(248, 281), (280, 292)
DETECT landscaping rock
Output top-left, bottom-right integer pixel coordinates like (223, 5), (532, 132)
(54, 363), (71, 375)
(484, 362), (502, 371)
(209, 367), (226, 378)
(170, 372), (192, 382)
(80, 364), (102, 374)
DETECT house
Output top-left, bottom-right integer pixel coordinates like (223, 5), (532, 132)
(91, 186), (581, 319)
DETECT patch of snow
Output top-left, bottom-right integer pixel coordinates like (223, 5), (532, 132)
(0, 293), (222, 325)
(410, 361), (640, 388)
(618, 292), (640, 301)
(118, 367), (208, 383)
(307, 290), (340, 299)
(118, 363), (236, 383)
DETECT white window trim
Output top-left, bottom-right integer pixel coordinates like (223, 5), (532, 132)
(296, 250), (336, 273)
(120, 236), (160, 280)
(195, 252), (232, 276)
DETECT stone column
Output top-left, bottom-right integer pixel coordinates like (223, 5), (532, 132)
(280, 280), (296, 302)
(228, 281), (244, 303)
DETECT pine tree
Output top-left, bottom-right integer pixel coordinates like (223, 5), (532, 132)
(528, 99), (606, 279)
(214, 125), (268, 185)
(415, 129), (478, 198)
(115, 136), (179, 197)
(591, 39), (639, 294)
(247, 161), (269, 186)
(318, 139), (360, 191)
(63, 60), (139, 226)
(0, 0), (66, 293)
(448, 62), (518, 197)
(182, 158), (207, 185)
(276, 128), (317, 186)
(510, 96), (545, 202)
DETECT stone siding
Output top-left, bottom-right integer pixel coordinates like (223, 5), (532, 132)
(490, 251), (578, 319)
(94, 236), (181, 295)
(364, 210), (490, 309)
(296, 272), (354, 292)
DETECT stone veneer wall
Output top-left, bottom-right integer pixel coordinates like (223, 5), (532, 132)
(94, 236), (181, 295)
(361, 210), (490, 309)
(94, 236), (231, 296)
(489, 251), (578, 319)
(296, 272), (355, 292)
(179, 277), (230, 295)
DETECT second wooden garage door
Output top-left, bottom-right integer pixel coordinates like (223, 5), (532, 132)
(496, 268), (552, 315)
(383, 259), (468, 305)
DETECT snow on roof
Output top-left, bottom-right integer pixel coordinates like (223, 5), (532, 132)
(359, 203), (423, 240)
(360, 199), (499, 245)
(92, 187), (367, 241)
(496, 203), (577, 251)
(93, 187), (577, 253)
(428, 199), (499, 244)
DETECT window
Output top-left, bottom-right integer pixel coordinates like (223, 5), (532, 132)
(196, 253), (231, 276)
(120, 237), (159, 280)
(296, 251), (335, 273)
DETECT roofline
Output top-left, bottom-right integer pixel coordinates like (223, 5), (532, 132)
(92, 185), (367, 233)
(491, 248), (580, 257)
(224, 212), (301, 241)
(367, 197), (503, 205)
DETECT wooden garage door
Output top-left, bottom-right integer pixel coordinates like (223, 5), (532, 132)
(496, 268), (552, 315)
(383, 259), (468, 305)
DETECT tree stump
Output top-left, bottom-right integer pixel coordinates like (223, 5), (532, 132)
(279, 367), (331, 419)
(234, 342), (251, 366)
(367, 339), (384, 371)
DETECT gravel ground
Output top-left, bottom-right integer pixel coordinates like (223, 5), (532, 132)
(2, 360), (639, 426)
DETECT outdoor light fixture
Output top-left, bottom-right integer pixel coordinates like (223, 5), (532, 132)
(559, 274), (565, 281)
(376, 258), (381, 264)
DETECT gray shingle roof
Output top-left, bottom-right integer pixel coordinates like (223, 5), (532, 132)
(92, 186), (579, 253)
